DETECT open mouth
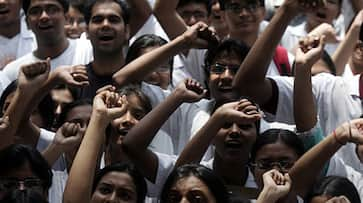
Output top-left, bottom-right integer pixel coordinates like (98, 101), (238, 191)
(98, 35), (114, 41)
(218, 86), (233, 92)
(0, 9), (9, 15)
(117, 128), (129, 136)
(38, 24), (53, 30)
(316, 12), (327, 19)
(225, 140), (242, 149)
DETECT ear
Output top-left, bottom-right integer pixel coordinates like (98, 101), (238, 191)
(125, 24), (130, 41)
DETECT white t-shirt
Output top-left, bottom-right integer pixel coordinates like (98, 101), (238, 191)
(269, 73), (363, 173)
(3, 38), (93, 82)
(0, 14), (36, 69)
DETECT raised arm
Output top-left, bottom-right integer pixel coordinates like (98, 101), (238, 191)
(256, 169), (291, 203)
(122, 79), (206, 182)
(175, 99), (261, 167)
(41, 122), (83, 168)
(294, 36), (325, 132)
(288, 118), (363, 197)
(63, 90), (127, 203)
(333, 10), (363, 75)
(126, 0), (152, 36)
(153, 0), (188, 41)
(112, 22), (209, 86)
(232, 0), (311, 110)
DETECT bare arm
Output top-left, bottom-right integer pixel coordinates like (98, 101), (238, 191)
(126, 0), (152, 36)
(153, 0), (188, 41)
(63, 90), (127, 203)
(294, 36), (325, 132)
(175, 99), (261, 167)
(232, 0), (304, 110)
(122, 79), (206, 182)
(289, 119), (363, 197)
(112, 22), (209, 86)
(333, 10), (363, 75)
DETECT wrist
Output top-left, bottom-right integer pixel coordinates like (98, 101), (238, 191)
(258, 187), (279, 202)
(334, 124), (350, 145)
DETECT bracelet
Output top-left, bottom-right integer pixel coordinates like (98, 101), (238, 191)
(333, 130), (346, 145)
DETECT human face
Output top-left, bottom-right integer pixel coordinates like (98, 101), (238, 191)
(309, 195), (330, 203)
(64, 104), (92, 129)
(351, 40), (363, 68)
(252, 141), (299, 188)
(306, 0), (340, 28)
(87, 1), (129, 55)
(0, 161), (46, 200)
(51, 88), (74, 116)
(0, 0), (21, 27)
(140, 46), (171, 89)
(64, 5), (86, 39)
(110, 94), (148, 145)
(208, 0), (229, 38)
(223, 0), (265, 38)
(177, 3), (208, 26)
(166, 176), (216, 203)
(213, 123), (257, 163)
(91, 171), (137, 203)
(208, 52), (241, 104)
(26, 0), (66, 44)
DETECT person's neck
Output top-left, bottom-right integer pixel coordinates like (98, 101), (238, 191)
(348, 58), (363, 75)
(34, 38), (69, 59)
(92, 51), (125, 76)
(0, 20), (20, 38)
(229, 31), (258, 47)
(276, 192), (299, 203)
(213, 153), (249, 186)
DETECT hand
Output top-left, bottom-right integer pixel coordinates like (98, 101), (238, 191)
(308, 23), (340, 43)
(93, 89), (128, 123)
(325, 196), (351, 203)
(52, 65), (89, 87)
(182, 22), (217, 49)
(175, 78), (207, 103)
(350, 10), (363, 31)
(295, 35), (325, 69)
(53, 122), (84, 153)
(18, 58), (50, 92)
(214, 99), (261, 126)
(282, 0), (323, 15)
(261, 169), (291, 201)
(334, 119), (363, 145)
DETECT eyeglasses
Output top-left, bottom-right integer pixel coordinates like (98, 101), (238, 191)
(225, 2), (260, 13)
(180, 11), (208, 20)
(250, 160), (294, 172)
(28, 4), (63, 17)
(166, 190), (208, 203)
(209, 63), (240, 74)
(0, 177), (43, 192)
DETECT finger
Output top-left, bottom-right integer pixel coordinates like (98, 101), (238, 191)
(96, 85), (116, 95)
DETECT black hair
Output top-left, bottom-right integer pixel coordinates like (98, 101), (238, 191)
(305, 176), (361, 203)
(56, 98), (92, 128)
(83, 0), (130, 25)
(0, 80), (56, 131)
(92, 162), (147, 203)
(250, 129), (305, 162)
(177, 0), (212, 15)
(0, 188), (48, 203)
(23, 0), (69, 16)
(218, 0), (265, 10)
(0, 144), (53, 191)
(68, 0), (84, 13)
(126, 34), (174, 86)
(160, 164), (230, 203)
(105, 84), (152, 141)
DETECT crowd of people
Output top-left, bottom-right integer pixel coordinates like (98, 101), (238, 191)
(0, 0), (363, 202)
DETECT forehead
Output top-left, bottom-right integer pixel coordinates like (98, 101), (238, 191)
(126, 94), (147, 112)
(177, 2), (208, 11)
(99, 171), (136, 189)
(91, 1), (123, 17)
(173, 176), (208, 191)
(29, 0), (62, 8)
(1, 161), (36, 179)
(213, 51), (243, 64)
(65, 105), (92, 121)
(255, 141), (299, 160)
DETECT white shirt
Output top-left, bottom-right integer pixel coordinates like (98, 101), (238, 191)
(270, 73), (363, 172)
(2, 38), (93, 82)
(281, 22), (342, 56)
(0, 15), (36, 69)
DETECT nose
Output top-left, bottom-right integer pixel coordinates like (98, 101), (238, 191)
(18, 181), (26, 191)
(105, 191), (118, 203)
(220, 68), (233, 82)
(188, 16), (197, 26)
(121, 111), (136, 128)
(228, 124), (241, 138)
